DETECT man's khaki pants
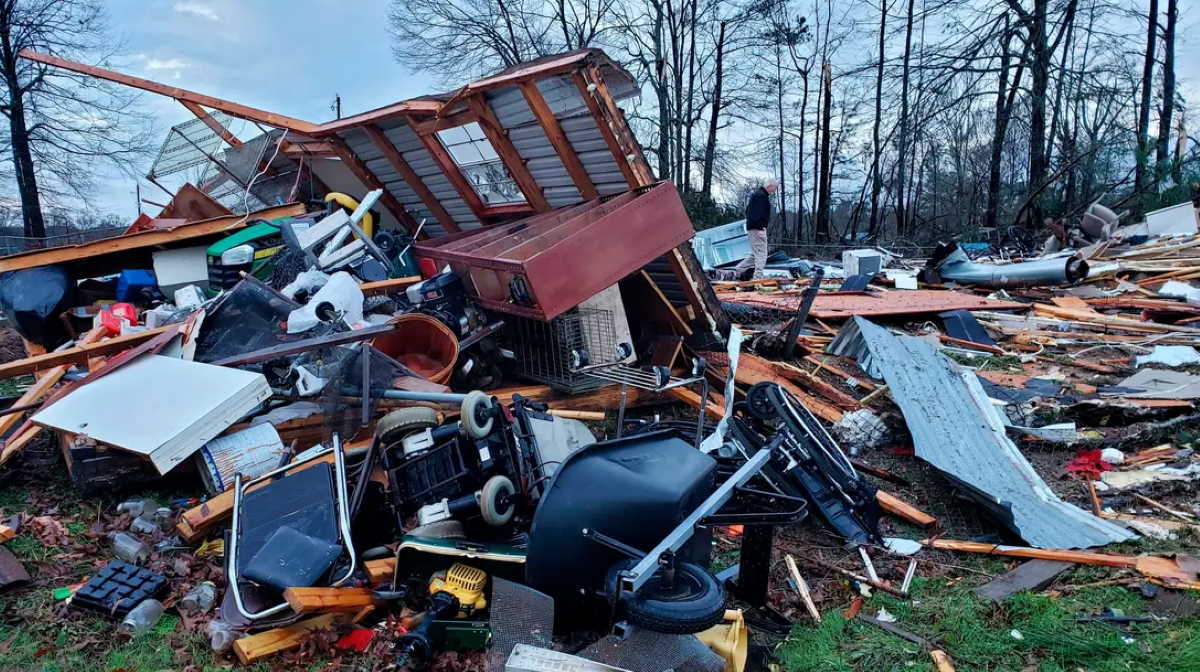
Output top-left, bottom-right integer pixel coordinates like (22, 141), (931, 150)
(733, 228), (768, 279)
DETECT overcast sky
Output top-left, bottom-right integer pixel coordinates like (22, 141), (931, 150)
(90, 1), (1200, 220)
(94, 0), (438, 217)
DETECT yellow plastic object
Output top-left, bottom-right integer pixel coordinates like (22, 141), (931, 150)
(429, 563), (488, 618)
(696, 609), (748, 672)
(323, 192), (375, 239)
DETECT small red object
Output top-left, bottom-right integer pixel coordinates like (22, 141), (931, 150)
(1064, 449), (1113, 480)
(418, 257), (439, 278)
(725, 525), (744, 537)
(335, 627), (375, 652)
(98, 302), (138, 336)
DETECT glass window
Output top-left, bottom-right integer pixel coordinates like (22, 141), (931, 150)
(436, 122), (526, 205)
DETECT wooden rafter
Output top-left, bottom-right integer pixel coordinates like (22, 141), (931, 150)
(582, 66), (655, 186)
(570, 71), (639, 187)
(519, 81), (598, 199)
(20, 50), (322, 134)
(405, 114), (488, 219)
(180, 100), (241, 146)
(362, 124), (459, 233)
(325, 135), (421, 235)
(466, 96), (550, 212)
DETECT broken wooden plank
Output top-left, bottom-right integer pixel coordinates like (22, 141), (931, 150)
(283, 586), (376, 614)
(784, 554), (822, 623)
(972, 560), (1073, 602)
(365, 557), (396, 585)
(666, 386), (725, 420)
(923, 538), (1200, 589)
(876, 491), (937, 528)
(0, 203), (306, 275)
(1032, 303), (1200, 334)
(0, 326), (167, 380)
(359, 276), (422, 297)
(734, 353), (844, 423)
(232, 614), (339, 664)
(929, 650), (956, 672)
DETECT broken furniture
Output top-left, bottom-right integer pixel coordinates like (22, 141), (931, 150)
(31, 354), (272, 474)
(412, 182), (696, 321)
(227, 437), (356, 620)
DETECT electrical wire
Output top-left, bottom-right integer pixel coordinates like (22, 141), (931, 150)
(240, 129), (290, 220)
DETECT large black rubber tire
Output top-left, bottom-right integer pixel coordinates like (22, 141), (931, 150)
(605, 558), (726, 634)
(376, 406), (440, 445)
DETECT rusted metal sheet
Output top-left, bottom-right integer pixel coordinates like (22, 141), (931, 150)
(413, 182), (694, 321)
(722, 289), (1026, 320)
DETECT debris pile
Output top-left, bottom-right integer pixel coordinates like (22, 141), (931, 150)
(0, 46), (1197, 672)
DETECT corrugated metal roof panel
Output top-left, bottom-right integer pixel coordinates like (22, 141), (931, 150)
(828, 316), (1135, 549)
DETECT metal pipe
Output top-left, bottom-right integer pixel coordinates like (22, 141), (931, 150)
(928, 243), (1089, 288)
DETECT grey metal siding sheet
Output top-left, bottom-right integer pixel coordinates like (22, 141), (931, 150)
(828, 316), (1135, 549)
(486, 81), (631, 207)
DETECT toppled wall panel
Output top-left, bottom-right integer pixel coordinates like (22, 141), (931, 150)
(828, 316), (1135, 549)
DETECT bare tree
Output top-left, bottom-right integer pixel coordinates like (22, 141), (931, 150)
(1154, 0), (1177, 185)
(0, 0), (152, 238)
(1134, 0), (1158, 194)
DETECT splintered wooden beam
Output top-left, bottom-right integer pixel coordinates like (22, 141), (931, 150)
(734, 353), (844, 423)
(466, 96), (550, 212)
(570, 70), (639, 187)
(283, 586), (376, 614)
(519, 81), (598, 200)
(362, 124), (459, 233)
(325, 135), (421, 236)
(232, 614), (339, 664)
(0, 327), (168, 380)
(20, 50), (322, 134)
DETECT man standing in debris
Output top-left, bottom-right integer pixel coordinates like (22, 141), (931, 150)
(732, 180), (778, 280)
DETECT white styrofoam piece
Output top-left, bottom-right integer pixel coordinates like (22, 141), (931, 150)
(152, 246), (209, 294)
(32, 355), (270, 474)
(1143, 202), (1198, 237)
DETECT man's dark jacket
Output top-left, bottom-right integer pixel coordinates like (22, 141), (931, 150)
(746, 187), (771, 230)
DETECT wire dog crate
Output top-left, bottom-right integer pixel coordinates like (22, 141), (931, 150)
(508, 308), (626, 393)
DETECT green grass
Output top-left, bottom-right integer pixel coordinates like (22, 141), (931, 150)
(777, 577), (1200, 672)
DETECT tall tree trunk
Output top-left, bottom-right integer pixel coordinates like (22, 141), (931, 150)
(0, 28), (45, 239)
(867, 0), (887, 238)
(1026, 0), (1051, 224)
(700, 20), (726, 197)
(985, 15), (1015, 233)
(776, 43), (786, 228)
(815, 62), (833, 243)
(653, 2), (671, 181)
(894, 0), (915, 237)
(1135, 0), (1159, 195)
(683, 0), (698, 192)
(1155, 0), (1177, 184)
(797, 71), (809, 238)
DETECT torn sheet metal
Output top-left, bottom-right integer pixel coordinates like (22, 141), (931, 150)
(1112, 368), (1200, 399)
(828, 316), (1134, 548)
(700, 325), (743, 454)
(920, 243), (1089, 288)
(1135, 346), (1200, 368)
